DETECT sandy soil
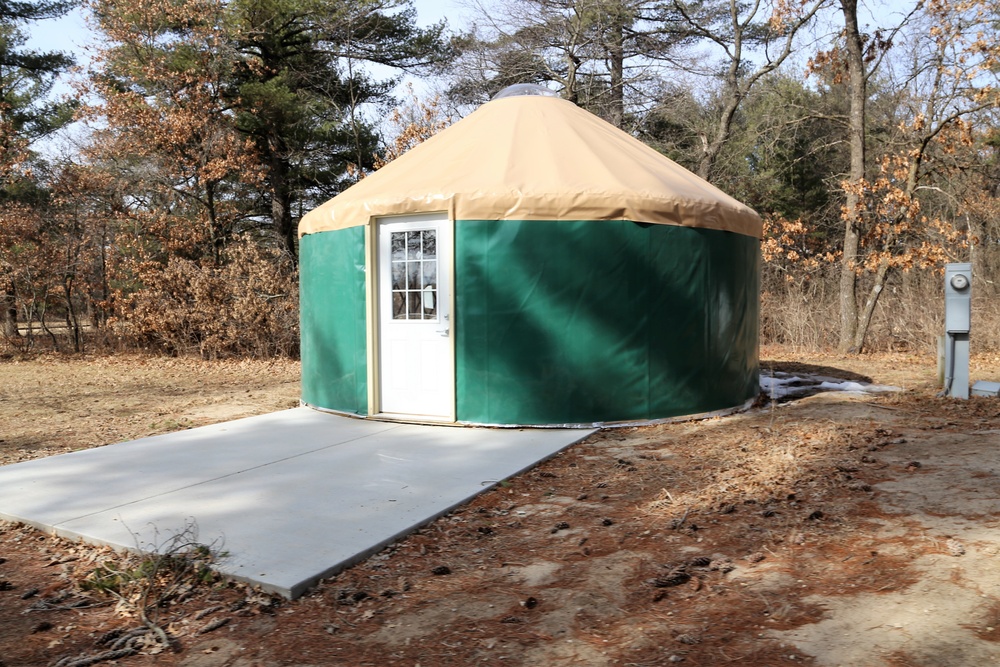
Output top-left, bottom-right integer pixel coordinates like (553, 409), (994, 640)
(2, 347), (1000, 667)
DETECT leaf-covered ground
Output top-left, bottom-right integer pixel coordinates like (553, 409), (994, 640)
(2, 348), (1000, 667)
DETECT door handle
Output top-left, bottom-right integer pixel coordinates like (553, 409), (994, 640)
(437, 328), (450, 337)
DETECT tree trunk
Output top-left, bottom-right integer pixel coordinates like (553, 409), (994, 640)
(268, 143), (297, 263)
(837, 0), (867, 353)
(564, 53), (579, 105)
(696, 93), (741, 182)
(95, 219), (110, 327)
(2, 277), (18, 338)
(64, 274), (82, 353)
(853, 261), (891, 353)
(695, 0), (743, 182)
(38, 292), (58, 352)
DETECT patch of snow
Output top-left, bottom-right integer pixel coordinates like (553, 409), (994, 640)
(761, 371), (901, 401)
(760, 375), (804, 392)
(818, 380), (900, 393)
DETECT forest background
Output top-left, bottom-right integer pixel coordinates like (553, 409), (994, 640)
(2, 0), (1000, 360)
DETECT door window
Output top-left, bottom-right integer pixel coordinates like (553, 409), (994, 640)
(390, 230), (437, 320)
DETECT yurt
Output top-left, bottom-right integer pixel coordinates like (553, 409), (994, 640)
(298, 85), (762, 426)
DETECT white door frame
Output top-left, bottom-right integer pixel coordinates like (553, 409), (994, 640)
(368, 213), (455, 422)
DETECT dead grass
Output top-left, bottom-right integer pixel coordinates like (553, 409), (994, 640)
(0, 353), (300, 466)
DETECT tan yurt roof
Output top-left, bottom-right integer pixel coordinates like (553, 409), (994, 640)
(299, 91), (762, 238)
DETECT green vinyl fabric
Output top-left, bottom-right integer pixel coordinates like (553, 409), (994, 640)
(299, 227), (368, 414)
(454, 220), (759, 425)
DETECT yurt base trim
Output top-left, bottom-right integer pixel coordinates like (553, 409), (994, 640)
(301, 396), (757, 430)
(457, 396), (758, 429)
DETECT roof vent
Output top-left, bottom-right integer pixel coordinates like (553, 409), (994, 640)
(492, 84), (559, 100)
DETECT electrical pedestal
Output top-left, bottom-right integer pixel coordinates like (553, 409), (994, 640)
(944, 263), (972, 399)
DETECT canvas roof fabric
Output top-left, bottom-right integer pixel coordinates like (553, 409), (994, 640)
(299, 94), (763, 239)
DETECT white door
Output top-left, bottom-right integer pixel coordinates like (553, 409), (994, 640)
(377, 214), (454, 421)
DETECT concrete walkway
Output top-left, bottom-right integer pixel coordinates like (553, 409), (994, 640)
(0, 408), (595, 598)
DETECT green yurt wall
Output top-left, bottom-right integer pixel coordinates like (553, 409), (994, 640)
(454, 220), (758, 425)
(299, 227), (367, 414)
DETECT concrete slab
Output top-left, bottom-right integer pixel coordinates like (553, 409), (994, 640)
(0, 408), (595, 598)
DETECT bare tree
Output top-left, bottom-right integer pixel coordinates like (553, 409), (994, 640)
(825, 0), (1000, 351)
(655, 0), (829, 181)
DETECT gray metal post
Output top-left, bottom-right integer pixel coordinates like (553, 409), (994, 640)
(944, 263), (972, 399)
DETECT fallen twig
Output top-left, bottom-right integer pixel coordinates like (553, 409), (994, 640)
(196, 616), (230, 634)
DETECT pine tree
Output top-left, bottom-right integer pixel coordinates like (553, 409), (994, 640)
(0, 0), (76, 337)
(227, 0), (450, 260)
(0, 0), (75, 189)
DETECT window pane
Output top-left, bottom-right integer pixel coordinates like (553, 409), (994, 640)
(407, 291), (422, 318)
(391, 262), (405, 290)
(422, 285), (436, 318)
(391, 233), (406, 262)
(392, 292), (406, 319)
(407, 232), (422, 259)
(407, 262), (420, 290)
(422, 261), (436, 289)
(423, 230), (436, 259)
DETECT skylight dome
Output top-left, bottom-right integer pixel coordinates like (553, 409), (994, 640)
(492, 83), (559, 100)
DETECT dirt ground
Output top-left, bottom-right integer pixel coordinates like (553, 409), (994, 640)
(3, 346), (1000, 666)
